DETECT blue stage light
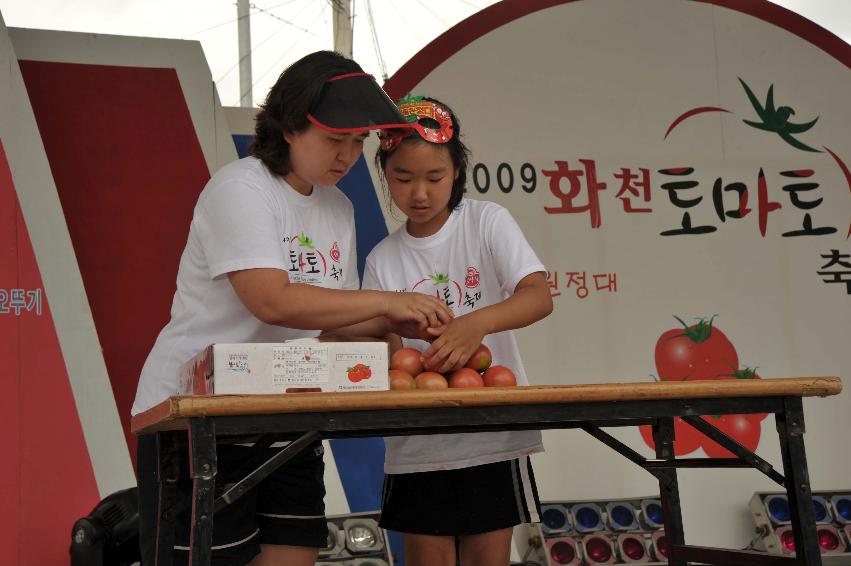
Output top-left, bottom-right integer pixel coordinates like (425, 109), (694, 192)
(606, 502), (639, 531)
(812, 496), (832, 524)
(541, 504), (571, 535)
(640, 499), (664, 529)
(570, 503), (605, 533)
(765, 495), (791, 524)
(830, 495), (851, 524)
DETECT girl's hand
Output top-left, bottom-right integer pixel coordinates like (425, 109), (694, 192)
(384, 292), (454, 329)
(421, 315), (487, 374)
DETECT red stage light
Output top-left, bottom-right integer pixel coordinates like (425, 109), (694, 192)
(582, 534), (615, 564)
(546, 536), (581, 566)
(774, 525), (847, 555)
(616, 533), (649, 563)
(650, 531), (669, 560)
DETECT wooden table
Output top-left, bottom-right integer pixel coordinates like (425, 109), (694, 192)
(132, 376), (842, 566)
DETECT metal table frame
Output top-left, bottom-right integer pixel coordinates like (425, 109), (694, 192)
(132, 377), (841, 566)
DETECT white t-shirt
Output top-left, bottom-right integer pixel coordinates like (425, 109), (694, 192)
(132, 157), (359, 415)
(362, 198), (546, 474)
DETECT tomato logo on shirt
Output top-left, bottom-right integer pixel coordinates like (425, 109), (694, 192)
(330, 241), (341, 263)
(465, 266), (480, 288)
(412, 272), (463, 309)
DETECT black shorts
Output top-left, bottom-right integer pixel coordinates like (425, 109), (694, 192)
(137, 436), (327, 566)
(379, 457), (541, 536)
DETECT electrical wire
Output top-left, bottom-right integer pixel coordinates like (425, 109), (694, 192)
(364, 0), (387, 81)
(242, 0), (330, 103)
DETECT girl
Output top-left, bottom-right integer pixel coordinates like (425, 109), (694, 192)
(363, 95), (553, 566)
(132, 54), (453, 566)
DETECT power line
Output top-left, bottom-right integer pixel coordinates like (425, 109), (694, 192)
(215, 0), (316, 85)
(413, 0), (449, 27)
(242, 1), (330, 104)
(364, 0), (387, 81)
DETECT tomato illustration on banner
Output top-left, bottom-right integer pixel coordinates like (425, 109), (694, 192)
(640, 316), (768, 456)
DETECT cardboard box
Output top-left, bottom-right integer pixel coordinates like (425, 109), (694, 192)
(179, 337), (388, 395)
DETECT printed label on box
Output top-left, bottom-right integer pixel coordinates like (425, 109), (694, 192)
(273, 345), (330, 385)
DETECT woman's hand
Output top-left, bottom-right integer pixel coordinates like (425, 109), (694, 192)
(384, 292), (454, 330)
(421, 315), (487, 374)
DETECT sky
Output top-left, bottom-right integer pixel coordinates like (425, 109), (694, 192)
(0, 0), (848, 108)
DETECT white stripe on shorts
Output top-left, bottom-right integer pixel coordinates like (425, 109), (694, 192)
(174, 528), (259, 551)
(518, 457), (539, 523)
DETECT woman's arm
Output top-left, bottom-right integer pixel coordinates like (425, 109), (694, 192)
(228, 268), (453, 331)
(421, 271), (553, 373)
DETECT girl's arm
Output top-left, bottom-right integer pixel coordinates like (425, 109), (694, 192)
(421, 271), (553, 373)
(228, 268), (453, 331)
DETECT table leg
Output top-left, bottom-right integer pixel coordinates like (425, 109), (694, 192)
(654, 417), (687, 566)
(776, 398), (822, 566)
(155, 432), (179, 566)
(188, 418), (217, 566)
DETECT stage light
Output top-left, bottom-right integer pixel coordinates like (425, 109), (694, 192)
(581, 534), (615, 564)
(318, 511), (391, 564)
(570, 503), (605, 533)
(541, 504), (572, 535)
(772, 525), (847, 555)
(322, 521), (344, 556)
(830, 494), (851, 524)
(615, 533), (649, 563)
(812, 496), (832, 524)
(606, 502), (639, 531)
(649, 531), (669, 561)
(639, 499), (664, 530)
(546, 536), (582, 565)
(343, 517), (382, 554)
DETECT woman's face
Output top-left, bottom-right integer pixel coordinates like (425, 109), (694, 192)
(283, 124), (368, 194)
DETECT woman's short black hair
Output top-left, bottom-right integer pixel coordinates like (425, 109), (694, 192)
(251, 50), (363, 176)
(375, 97), (471, 212)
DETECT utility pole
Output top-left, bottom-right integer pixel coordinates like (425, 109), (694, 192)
(237, 0), (253, 107)
(332, 0), (353, 58)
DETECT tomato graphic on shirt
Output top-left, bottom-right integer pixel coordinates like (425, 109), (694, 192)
(640, 316), (767, 456)
(287, 232), (329, 281)
(411, 272), (463, 309)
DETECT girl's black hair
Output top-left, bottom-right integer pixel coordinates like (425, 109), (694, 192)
(251, 50), (363, 176)
(375, 96), (471, 211)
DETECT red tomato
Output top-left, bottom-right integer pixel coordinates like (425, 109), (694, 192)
(701, 414), (762, 457)
(388, 369), (416, 390)
(415, 372), (449, 390)
(482, 365), (517, 387)
(448, 368), (485, 388)
(390, 348), (423, 377)
(464, 344), (492, 373)
(639, 417), (703, 456)
(655, 316), (739, 381)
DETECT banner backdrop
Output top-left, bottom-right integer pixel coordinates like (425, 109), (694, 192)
(375, 0), (850, 548)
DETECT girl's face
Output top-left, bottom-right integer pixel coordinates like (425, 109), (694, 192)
(283, 124), (368, 195)
(385, 141), (457, 238)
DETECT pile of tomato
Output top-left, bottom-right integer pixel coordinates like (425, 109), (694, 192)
(640, 316), (768, 457)
(387, 344), (517, 390)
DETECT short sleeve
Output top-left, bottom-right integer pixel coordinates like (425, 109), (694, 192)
(361, 254), (383, 291)
(342, 218), (360, 290)
(482, 205), (546, 295)
(194, 177), (288, 279)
